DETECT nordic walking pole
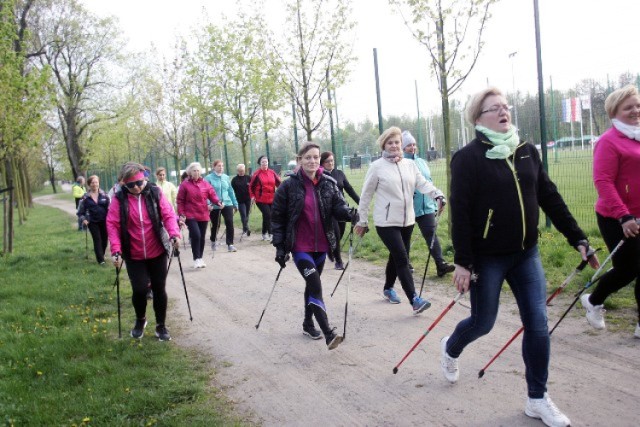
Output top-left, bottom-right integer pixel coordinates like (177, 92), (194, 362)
(478, 249), (598, 378)
(419, 215), (440, 298)
(174, 248), (193, 321)
(85, 226), (89, 260)
(393, 292), (464, 374)
(330, 232), (365, 297)
(343, 224), (354, 339)
(255, 267), (284, 329)
(112, 258), (123, 339)
(549, 239), (625, 335)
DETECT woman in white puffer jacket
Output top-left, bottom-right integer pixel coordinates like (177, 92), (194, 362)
(355, 126), (445, 315)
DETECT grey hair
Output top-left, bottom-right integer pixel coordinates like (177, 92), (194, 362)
(465, 87), (505, 125)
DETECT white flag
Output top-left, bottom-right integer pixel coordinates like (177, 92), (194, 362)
(581, 95), (591, 110)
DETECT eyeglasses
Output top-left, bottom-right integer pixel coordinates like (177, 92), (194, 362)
(124, 180), (145, 189)
(480, 104), (513, 115)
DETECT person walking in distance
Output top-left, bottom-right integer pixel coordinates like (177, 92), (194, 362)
(106, 162), (182, 341)
(205, 160), (239, 252)
(176, 162), (222, 268)
(72, 176), (87, 231)
(355, 126), (445, 315)
(155, 167), (178, 212)
(584, 84), (640, 337)
(250, 155), (281, 241)
(441, 87), (599, 427)
(321, 151), (360, 270)
(271, 143), (357, 350)
(401, 131), (454, 277)
(231, 164), (252, 237)
(77, 175), (110, 265)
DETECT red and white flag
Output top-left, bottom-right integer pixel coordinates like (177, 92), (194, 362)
(562, 98), (582, 122)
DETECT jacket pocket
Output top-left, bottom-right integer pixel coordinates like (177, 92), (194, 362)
(385, 202), (391, 221)
(483, 209), (494, 239)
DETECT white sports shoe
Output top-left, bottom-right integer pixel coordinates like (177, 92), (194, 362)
(525, 393), (571, 427)
(634, 323), (640, 339)
(228, 245), (237, 252)
(580, 293), (605, 329)
(440, 336), (459, 383)
(199, 258), (207, 268)
(193, 259), (200, 269)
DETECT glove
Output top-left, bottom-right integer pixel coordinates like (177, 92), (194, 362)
(275, 247), (290, 268)
(349, 207), (359, 225)
(112, 252), (123, 268)
(171, 237), (180, 250)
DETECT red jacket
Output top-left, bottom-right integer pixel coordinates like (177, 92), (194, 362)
(177, 178), (220, 221)
(594, 126), (640, 219)
(249, 168), (281, 204)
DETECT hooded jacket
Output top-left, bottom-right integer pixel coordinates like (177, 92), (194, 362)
(404, 153), (438, 217)
(271, 168), (353, 254)
(176, 177), (220, 221)
(249, 168), (281, 204)
(106, 182), (180, 261)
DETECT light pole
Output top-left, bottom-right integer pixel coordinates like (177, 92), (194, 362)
(509, 51), (519, 129)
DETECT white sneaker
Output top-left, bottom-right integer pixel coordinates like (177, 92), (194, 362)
(525, 393), (571, 427)
(440, 336), (459, 383)
(193, 259), (200, 269)
(199, 258), (207, 268)
(228, 245), (237, 252)
(634, 323), (640, 339)
(580, 293), (605, 329)
(262, 233), (268, 241)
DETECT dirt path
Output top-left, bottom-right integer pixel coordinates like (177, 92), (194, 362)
(36, 193), (640, 426)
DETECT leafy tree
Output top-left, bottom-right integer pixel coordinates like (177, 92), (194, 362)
(267, 0), (356, 142)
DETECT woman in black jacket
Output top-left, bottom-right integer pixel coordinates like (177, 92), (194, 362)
(271, 143), (356, 350)
(231, 163), (252, 236)
(77, 175), (110, 264)
(439, 87), (599, 427)
(321, 151), (360, 270)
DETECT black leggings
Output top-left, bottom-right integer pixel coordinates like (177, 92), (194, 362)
(88, 221), (108, 263)
(590, 213), (640, 322)
(238, 200), (251, 232)
(415, 213), (445, 266)
(256, 202), (272, 235)
(209, 206), (235, 245)
(376, 225), (417, 302)
(125, 254), (168, 325)
(293, 252), (332, 335)
(186, 219), (208, 260)
(331, 220), (347, 264)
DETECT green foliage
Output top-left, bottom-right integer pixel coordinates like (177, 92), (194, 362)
(0, 205), (241, 425)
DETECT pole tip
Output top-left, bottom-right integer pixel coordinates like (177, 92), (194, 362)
(392, 367), (398, 374)
(478, 370), (485, 378)
(255, 325), (259, 330)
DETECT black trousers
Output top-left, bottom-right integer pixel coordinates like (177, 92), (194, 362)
(185, 219), (208, 260)
(125, 254), (168, 325)
(256, 202), (272, 235)
(591, 213), (640, 322)
(415, 213), (445, 267)
(209, 206), (235, 245)
(88, 221), (108, 263)
(331, 220), (347, 264)
(376, 225), (417, 302)
(238, 200), (251, 232)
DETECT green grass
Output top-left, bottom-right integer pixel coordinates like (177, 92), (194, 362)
(0, 205), (243, 426)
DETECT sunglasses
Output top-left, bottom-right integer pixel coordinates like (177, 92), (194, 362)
(124, 180), (145, 189)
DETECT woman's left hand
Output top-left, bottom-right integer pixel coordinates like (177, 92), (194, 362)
(621, 218), (640, 239)
(452, 264), (472, 294)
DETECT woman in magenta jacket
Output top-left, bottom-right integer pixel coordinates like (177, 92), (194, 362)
(106, 162), (181, 341)
(177, 162), (222, 269)
(583, 84), (640, 338)
(249, 155), (281, 240)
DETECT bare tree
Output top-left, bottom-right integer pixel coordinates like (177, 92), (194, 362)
(391, 0), (496, 196)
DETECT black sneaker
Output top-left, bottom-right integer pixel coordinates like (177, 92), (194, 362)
(130, 318), (147, 339)
(146, 289), (153, 300)
(246, 230), (251, 236)
(437, 262), (455, 277)
(325, 327), (343, 350)
(302, 323), (322, 340)
(155, 324), (171, 341)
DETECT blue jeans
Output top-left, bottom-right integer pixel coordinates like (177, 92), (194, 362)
(446, 245), (549, 398)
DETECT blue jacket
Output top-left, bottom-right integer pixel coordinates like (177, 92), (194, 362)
(204, 172), (238, 209)
(405, 153), (437, 217)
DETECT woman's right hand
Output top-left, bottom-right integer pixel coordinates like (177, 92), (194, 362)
(621, 218), (640, 238)
(354, 224), (368, 237)
(453, 264), (472, 294)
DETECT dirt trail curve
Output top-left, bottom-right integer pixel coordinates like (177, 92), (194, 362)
(36, 193), (640, 426)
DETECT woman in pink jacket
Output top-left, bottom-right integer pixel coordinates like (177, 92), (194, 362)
(107, 162), (181, 341)
(177, 162), (222, 269)
(249, 155), (281, 240)
(584, 84), (640, 338)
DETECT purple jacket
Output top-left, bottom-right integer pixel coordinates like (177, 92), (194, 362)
(293, 171), (330, 253)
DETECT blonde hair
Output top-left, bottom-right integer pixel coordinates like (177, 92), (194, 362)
(236, 163), (245, 171)
(186, 162), (203, 177)
(377, 126), (402, 151)
(605, 85), (639, 118)
(465, 87), (505, 125)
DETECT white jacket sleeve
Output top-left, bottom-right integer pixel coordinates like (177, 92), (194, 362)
(356, 162), (379, 227)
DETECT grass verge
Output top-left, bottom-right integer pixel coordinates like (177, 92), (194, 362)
(0, 204), (243, 426)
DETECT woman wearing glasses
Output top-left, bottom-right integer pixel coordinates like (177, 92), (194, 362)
(177, 162), (222, 268)
(439, 87), (598, 427)
(106, 162), (182, 341)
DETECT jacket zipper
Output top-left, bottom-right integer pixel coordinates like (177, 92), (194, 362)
(505, 152), (526, 249)
(312, 185), (318, 252)
(395, 163), (407, 226)
(385, 202), (391, 221)
(483, 209), (494, 239)
(136, 195), (147, 259)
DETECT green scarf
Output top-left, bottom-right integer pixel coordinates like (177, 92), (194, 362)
(476, 125), (520, 159)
